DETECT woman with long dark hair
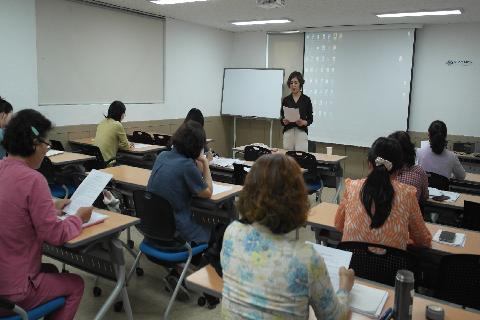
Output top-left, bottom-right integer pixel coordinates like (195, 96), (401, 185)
(335, 137), (431, 250)
(417, 120), (465, 180)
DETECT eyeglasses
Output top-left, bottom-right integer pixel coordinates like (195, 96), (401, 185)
(39, 138), (52, 149)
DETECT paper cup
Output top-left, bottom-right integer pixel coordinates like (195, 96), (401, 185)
(326, 147), (333, 155)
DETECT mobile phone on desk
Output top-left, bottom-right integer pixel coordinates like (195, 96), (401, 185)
(432, 195), (449, 202)
(439, 231), (456, 243)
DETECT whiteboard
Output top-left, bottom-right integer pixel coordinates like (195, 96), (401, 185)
(221, 68), (284, 118)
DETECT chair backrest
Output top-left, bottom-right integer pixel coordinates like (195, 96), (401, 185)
(435, 254), (480, 309)
(462, 200), (480, 231)
(37, 157), (56, 185)
(308, 140), (316, 153)
(426, 171), (450, 191)
(131, 131), (154, 144)
(132, 190), (177, 242)
(337, 241), (417, 287)
(453, 142), (475, 154)
(244, 145), (271, 161)
(233, 163), (250, 185)
(71, 144), (108, 170)
(153, 134), (172, 147)
(50, 140), (65, 151)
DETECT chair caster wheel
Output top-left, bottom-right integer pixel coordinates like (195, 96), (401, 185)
(127, 240), (134, 249)
(93, 286), (102, 297)
(114, 301), (123, 312)
(198, 296), (206, 306)
(136, 267), (144, 276)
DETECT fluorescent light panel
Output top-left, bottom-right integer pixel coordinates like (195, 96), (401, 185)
(150, 0), (207, 4)
(377, 9), (461, 18)
(232, 19), (291, 26)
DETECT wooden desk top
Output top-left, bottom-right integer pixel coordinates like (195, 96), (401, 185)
(426, 192), (480, 209)
(69, 138), (165, 154)
(233, 145), (347, 164)
(100, 165), (243, 202)
(48, 151), (95, 165)
(459, 172), (480, 184)
(66, 208), (139, 248)
(187, 265), (480, 320)
(307, 202), (480, 255)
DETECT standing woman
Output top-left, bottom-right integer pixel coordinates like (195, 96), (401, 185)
(0, 96), (13, 159)
(280, 71), (313, 152)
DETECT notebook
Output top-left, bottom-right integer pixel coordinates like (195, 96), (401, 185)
(46, 149), (64, 157)
(433, 229), (466, 247)
(428, 187), (460, 202)
(212, 183), (232, 196)
(59, 211), (108, 228)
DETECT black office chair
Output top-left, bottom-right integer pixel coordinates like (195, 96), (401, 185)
(462, 200), (480, 231)
(153, 134), (172, 147)
(128, 190), (208, 319)
(37, 157), (84, 198)
(426, 171), (450, 191)
(286, 151), (323, 201)
(243, 145), (271, 161)
(435, 254), (480, 309)
(232, 163), (250, 185)
(69, 144), (115, 170)
(337, 241), (417, 287)
(131, 131), (154, 144)
(49, 140), (65, 151)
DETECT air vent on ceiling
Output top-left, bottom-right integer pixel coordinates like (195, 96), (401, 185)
(256, 0), (286, 9)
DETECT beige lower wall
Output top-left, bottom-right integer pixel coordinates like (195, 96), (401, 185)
(50, 116), (480, 179)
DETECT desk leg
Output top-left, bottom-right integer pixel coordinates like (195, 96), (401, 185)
(94, 239), (133, 320)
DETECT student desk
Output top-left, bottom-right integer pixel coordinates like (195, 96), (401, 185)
(186, 265), (480, 320)
(69, 137), (166, 155)
(232, 145), (347, 202)
(426, 191), (480, 210)
(147, 132), (214, 144)
(99, 165), (243, 223)
(48, 151), (95, 166)
(451, 172), (480, 195)
(43, 209), (139, 320)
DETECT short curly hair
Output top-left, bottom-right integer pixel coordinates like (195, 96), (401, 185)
(287, 71), (305, 90)
(237, 153), (309, 234)
(172, 120), (206, 159)
(3, 109), (52, 157)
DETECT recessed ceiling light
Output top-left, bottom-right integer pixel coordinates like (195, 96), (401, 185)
(150, 0), (207, 5)
(376, 9), (462, 18)
(232, 19), (292, 26)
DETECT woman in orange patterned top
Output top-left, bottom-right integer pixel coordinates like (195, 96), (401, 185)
(335, 137), (432, 250)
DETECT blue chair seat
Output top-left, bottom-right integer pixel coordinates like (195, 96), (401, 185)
(0, 297), (65, 320)
(306, 180), (322, 194)
(50, 185), (77, 199)
(140, 241), (208, 263)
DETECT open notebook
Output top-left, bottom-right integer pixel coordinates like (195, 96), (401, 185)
(60, 170), (113, 228)
(307, 241), (389, 318)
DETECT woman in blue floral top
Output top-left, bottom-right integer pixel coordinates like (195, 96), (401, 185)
(221, 154), (354, 319)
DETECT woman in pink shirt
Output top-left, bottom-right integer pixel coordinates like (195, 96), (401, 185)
(0, 109), (92, 319)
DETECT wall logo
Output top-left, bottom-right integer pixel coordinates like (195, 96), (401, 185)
(446, 59), (473, 66)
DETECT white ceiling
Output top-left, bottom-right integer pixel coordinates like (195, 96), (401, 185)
(90, 0), (480, 32)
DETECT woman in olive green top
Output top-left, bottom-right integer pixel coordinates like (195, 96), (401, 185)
(94, 101), (132, 162)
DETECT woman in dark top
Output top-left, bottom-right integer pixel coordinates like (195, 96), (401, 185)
(280, 71), (313, 152)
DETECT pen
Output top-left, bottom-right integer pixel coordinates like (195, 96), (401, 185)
(378, 307), (393, 320)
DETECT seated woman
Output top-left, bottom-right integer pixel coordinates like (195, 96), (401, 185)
(184, 107), (213, 161)
(0, 96), (13, 159)
(335, 137), (432, 250)
(389, 131), (429, 202)
(221, 154), (354, 320)
(94, 100), (132, 163)
(0, 109), (92, 320)
(147, 120), (212, 244)
(417, 120), (465, 180)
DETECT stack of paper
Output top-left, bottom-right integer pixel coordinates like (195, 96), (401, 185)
(212, 183), (232, 196)
(307, 241), (389, 318)
(59, 211), (108, 228)
(428, 187), (460, 202)
(420, 140), (429, 149)
(46, 149), (64, 157)
(283, 106), (300, 122)
(350, 283), (389, 318)
(133, 143), (150, 148)
(433, 229), (466, 247)
(210, 157), (243, 169)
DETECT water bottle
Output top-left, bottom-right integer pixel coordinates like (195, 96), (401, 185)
(393, 269), (414, 320)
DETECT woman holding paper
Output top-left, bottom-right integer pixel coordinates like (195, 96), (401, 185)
(281, 71), (313, 152)
(0, 109), (92, 320)
(221, 154), (354, 319)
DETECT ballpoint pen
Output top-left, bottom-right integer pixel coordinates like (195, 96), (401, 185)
(379, 307), (394, 320)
